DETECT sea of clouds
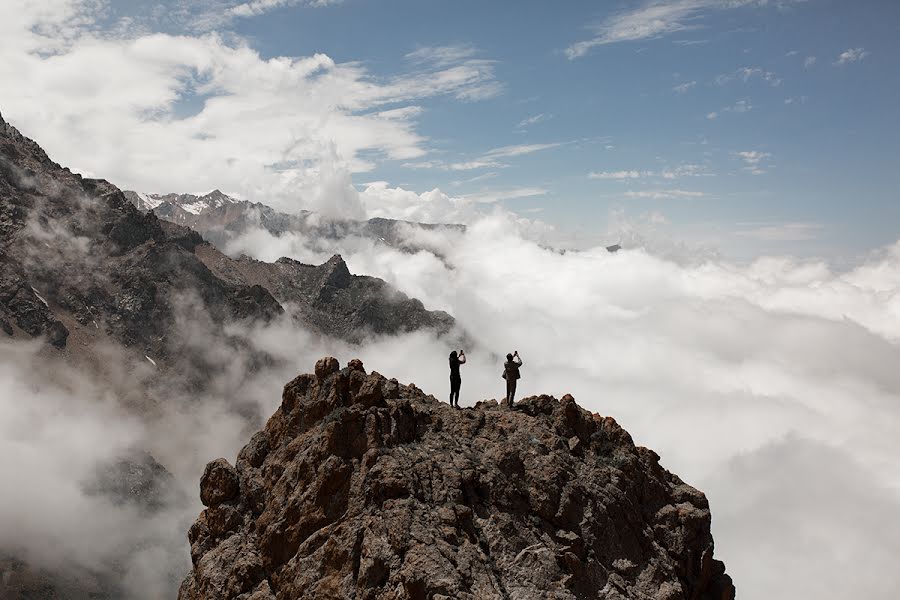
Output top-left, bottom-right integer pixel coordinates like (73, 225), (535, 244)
(2, 1), (899, 597)
(3, 203), (900, 599)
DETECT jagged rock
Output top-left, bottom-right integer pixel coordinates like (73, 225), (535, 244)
(85, 450), (181, 513)
(200, 458), (242, 507)
(0, 111), (458, 362)
(179, 358), (735, 600)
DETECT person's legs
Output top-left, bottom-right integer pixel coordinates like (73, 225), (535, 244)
(450, 377), (461, 407)
(506, 379), (515, 407)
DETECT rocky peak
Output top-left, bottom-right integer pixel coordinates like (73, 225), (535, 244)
(179, 357), (735, 600)
(321, 253), (352, 289)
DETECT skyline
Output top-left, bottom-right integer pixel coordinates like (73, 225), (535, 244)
(1, 0), (898, 261)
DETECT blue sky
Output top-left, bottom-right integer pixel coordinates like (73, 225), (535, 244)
(3, 0), (899, 260)
(240, 0), (900, 260)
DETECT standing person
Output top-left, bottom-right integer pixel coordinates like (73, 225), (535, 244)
(449, 350), (466, 408)
(502, 351), (523, 408)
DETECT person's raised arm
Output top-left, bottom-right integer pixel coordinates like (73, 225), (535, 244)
(459, 350), (466, 364)
(514, 351), (522, 366)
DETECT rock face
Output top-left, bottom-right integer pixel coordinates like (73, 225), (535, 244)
(198, 252), (455, 342)
(179, 358), (735, 600)
(0, 112), (457, 364)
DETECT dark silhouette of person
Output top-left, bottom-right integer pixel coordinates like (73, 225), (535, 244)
(502, 351), (522, 408)
(449, 349), (466, 408)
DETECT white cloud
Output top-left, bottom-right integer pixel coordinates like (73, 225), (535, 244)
(565, 0), (789, 59)
(834, 47), (869, 66)
(451, 171), (499, 187)
(715, 66), (782, 87)
(590, 170), (645, 180)
(736, 150), (772, 174)
(222, 215), (900, 600)
(460, 187), (549, 204)
(482, 142), (564, 159)
(401, 142), (562, 173)
(405, 44), (478, 67)
(590, 165), (709, 180)
(709, 99), (753, 119)
(515, 112), (550, 130)
(0, 2), (503, 215)
(736, 222), (824, 241)
(446, 159), (507, 171)
(673, 80), (697, 94)
(804, 55), (817, 68)
(625, 189), (706, 199)
(229, 0), (342, 18)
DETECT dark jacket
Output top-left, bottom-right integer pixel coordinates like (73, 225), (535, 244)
(502, 356), (522, 380)
(450, 352), (465, 379)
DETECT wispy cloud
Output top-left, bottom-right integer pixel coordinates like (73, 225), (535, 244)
(590, 170), (645, 180)
(482, 142), (564, 159)
(451, 171), (499, 187)
(834, 47), (869, 66)
(515, 113), (551, 130)
(402, 142), (563, 172)
(804, 56), (817, 68)
(715, 66), (782, 87)
(736, 150), (772, 174)
(708, 98), (753, 119)
(590, 164), (709, 180)
(736, 221), (824, 241)
(673, 80), (697, 94)
(625, 189), (706, 199)
(565, 0), (789, 59)
(230, 0), (342, 18)
(406, 45), (478, 67)
(461, 187), (549, 203)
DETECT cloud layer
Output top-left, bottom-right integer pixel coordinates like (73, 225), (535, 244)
(221, 214), (900, 600)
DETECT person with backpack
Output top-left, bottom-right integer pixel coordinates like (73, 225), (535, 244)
(449, 349), (466, 408)
(502, 350), (522, 408)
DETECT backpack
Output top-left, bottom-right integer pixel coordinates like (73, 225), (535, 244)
(502, 363), (520, 380)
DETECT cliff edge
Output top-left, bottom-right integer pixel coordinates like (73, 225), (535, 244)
(179, 358), (735, 600)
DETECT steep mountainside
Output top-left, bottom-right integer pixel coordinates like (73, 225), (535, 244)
(0, 112), (456, 366)
(123, 189), (465, 256)
(179, 357), (735, 600)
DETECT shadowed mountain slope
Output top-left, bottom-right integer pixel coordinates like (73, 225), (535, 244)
(0, 112), (457, 368)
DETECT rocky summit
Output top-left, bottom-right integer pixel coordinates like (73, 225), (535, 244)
(179, 358), (734, 600)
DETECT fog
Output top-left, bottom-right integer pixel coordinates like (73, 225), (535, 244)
(226, 211), (900, 599)
(2, 208), (900, 598)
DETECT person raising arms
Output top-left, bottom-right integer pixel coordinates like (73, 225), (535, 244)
(502, 350), (522, 408)
(449, 349), (466, 408)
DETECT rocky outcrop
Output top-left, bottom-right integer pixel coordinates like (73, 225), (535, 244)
(197, 251), (455, 342)
(179, 358), (735, 600)
(0, 112), (457, 362)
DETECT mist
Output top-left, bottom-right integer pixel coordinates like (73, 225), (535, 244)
(3, 202), (900, 598)
(223, 211), (900, 599)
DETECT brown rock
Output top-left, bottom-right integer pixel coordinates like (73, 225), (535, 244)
(179, 357), (735, 600)
(199, 458), (240, 507)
